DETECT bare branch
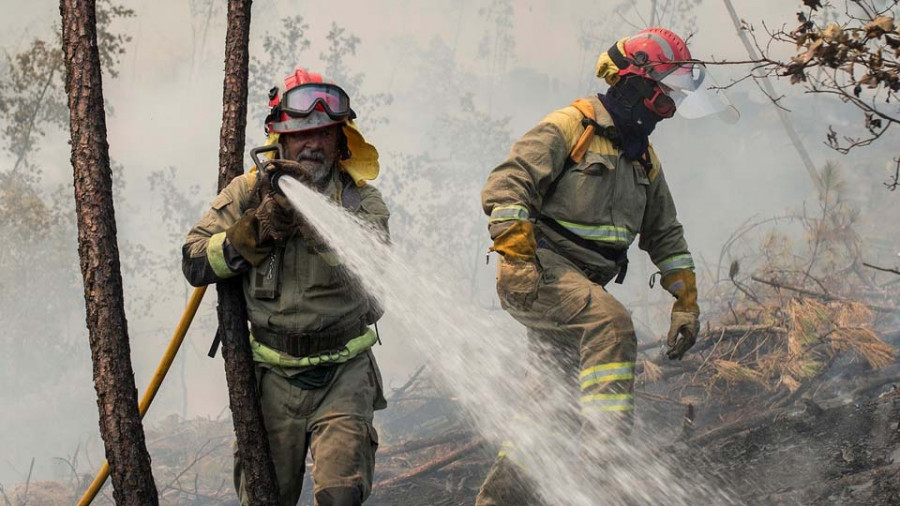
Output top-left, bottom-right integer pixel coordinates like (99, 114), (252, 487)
(863, 262), (900, 275)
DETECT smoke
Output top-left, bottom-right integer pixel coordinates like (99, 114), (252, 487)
(2, 0), (897, 489)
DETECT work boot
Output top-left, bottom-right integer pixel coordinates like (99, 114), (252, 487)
(475, 455), (544, 506)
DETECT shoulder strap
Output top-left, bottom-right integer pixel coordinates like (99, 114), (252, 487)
(538, 99), (630, 284)
(543, 99), (604, 202)
(569, 99), (596, 164)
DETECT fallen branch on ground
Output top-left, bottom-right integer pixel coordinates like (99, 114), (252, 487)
(378, 428), (472, 457)
(374, 439), (484, 489)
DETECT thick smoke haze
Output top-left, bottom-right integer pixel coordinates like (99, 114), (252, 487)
(1, 0), (897, 486)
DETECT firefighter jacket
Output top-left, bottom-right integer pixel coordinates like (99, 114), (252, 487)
(482, 95), (694, 283)
(182, 167), (390, 338)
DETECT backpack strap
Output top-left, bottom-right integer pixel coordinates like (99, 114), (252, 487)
(569, 98), (596, 164)
(544, 98), (610, 201)
(539, 98), (629, 285)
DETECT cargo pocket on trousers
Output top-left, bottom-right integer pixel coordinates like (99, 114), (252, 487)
(539, 265), (591, 324)
(367, 352), (388, 410)
(366, 422), (379, 453)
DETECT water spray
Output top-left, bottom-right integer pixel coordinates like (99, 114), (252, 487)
(279, 177), (739, 505)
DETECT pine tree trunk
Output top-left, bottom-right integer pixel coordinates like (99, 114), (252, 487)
(59, 0), (158, 503)
(217, 0), (281, 503)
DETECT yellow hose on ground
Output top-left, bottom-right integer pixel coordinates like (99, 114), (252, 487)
(76, 285), (208, 505)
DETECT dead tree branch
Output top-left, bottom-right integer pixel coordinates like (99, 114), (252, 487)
(375, 439), (484, 490)
(863, 262), (900, 276)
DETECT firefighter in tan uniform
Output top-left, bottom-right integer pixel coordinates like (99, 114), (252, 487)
(183, 68), (388, 506)
(477, 29), (734, 504)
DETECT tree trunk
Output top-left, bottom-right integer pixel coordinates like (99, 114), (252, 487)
(59, 0), (158, 504)
(216, 0), (281, 503)
(721, 0), (825, 194)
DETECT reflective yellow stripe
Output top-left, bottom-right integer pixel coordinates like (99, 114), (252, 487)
(249, 328), (377, 367)
(490, 205), (530, 222)
(581, 405), (634, 413)
(580, 362), (635, 390)
(554, 219), (635, 244)
(581, 373), (634, 390)
(496, 440), (528, 470)
(206, 231), (234, 278)
(579, 393), (634, 412)
(658, 253), (695, 274)
(497, 440), (515, 458)
(579, 362), (635, 379)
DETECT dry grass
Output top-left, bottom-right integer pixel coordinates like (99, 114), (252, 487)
(640, 359), (663, 383)
(673, 163), (899, 410)
(711, 360), (768, 388)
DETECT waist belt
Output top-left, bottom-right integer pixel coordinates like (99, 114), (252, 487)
(251, 318), (366, 358)
(537, 215), (629, 284)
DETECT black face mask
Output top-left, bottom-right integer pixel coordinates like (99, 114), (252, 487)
(600, 76), (671, 163)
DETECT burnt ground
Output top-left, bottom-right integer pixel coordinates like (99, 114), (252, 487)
(7, 372), (900, 505)
(368, 385), (900, 505)
(685, 388), (900, 505)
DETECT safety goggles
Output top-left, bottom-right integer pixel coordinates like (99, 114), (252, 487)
(280, 83), (354, 120)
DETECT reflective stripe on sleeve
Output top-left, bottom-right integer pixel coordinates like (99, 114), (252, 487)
(579, 362), (635, 390)
(554, 219), (635, 245)
(206, 231), (235, 278)
(489, 205), (530, 223)
(579, 393), (635, 412)
(657, 253), (695, 274)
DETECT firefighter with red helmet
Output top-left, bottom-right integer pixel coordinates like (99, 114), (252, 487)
(183, 68), (388, 505)
(476, 29), (735, 504)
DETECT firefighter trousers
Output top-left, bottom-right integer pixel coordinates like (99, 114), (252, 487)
(476, 251), (637, 505)
(234, 351), (384, 506)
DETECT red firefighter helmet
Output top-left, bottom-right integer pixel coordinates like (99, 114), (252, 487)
(265, 68), (356, 134)
(614, 28), (692, 82)
(607, 28), (738, 121)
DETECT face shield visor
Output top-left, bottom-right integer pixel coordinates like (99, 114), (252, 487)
(656, 61), (739, 123)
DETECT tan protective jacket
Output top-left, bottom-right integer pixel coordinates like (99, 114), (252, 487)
(482, 95), (694, 282)
(183, 168), (389, 335)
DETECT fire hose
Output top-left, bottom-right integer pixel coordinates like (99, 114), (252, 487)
(76, 286), (207, 505)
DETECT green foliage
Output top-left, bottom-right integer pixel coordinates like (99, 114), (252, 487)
(380, 34), (513, 295)
(247, 15), (312, 128)
(477, 0), (516, 75)
(0, 0), (140, 390)
(0, 0), (134, 172)
(246, 17), (393, 142)
(0, 172), (81, 387)
(320, 23), (393, 132)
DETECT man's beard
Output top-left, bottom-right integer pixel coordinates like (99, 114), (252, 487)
(294, 149), (333, 188)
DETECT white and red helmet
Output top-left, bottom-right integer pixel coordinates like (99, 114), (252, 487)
(608, 28), (738, 121)
(265, 68), (357, 134)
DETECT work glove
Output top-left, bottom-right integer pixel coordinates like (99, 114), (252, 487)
(490, 220), (540, 311)
(252, 159), (323, 245)
(660, 269), (701, 360)
(225, 209), (274, 266)
(265, 159), (316, 187)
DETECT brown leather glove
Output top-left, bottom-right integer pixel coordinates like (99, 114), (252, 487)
(661, 269), (701, 360)
(252, 159), (321, 244)
(256, 194), (298, 242)
(490, 220), (540, 311)
(225, 209), (274, 266)
(265, 158), (316, 188)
